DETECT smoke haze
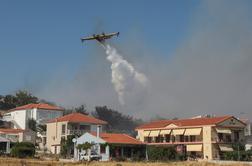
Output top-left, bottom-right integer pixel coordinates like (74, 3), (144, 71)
(35, 0), (252, 120)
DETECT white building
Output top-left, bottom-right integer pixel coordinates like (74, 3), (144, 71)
(74, 132), (146, 161)
(0, 136), (10, 154)
(243, 119), (252, 150)
(3, 103), (64, 129)
(46, 112), (107, 154)
(0, 128), (36, 144)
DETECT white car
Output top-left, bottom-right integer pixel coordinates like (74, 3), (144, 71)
(80, 151), (102, 161)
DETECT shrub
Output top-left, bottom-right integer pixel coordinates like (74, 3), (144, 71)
(223, 149), (252, 161)
(11, 142), (35, 158)
(114, 156), (127, 161)
(147, 146), (178, 161)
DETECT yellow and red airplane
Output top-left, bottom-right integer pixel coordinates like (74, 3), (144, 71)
(81, 32), (119, 43)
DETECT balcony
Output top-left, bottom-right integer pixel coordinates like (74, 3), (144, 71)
(66, 129), (90, 136)
(144, 135), (203, 145)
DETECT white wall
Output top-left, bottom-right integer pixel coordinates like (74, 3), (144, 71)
(11, 110), (27, 129)
(3, 109), (63, 130)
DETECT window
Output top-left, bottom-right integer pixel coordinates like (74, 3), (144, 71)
(160, 136), (164, 143)
(179, 135), (184, 142)
(184, 136), (189, 142)
(155, 136), (160, 143)
(62, 124), (66, 135)
(79, 125), (90, 131)
(226, 135), (231, 142)
(218, 133), (223, 142)
(171, 135), (175, 142)
(165, 134), (170, 142)
(190, 135), (196, 142)
(100, 145), (106, 154)
(234, 131), (240, 141)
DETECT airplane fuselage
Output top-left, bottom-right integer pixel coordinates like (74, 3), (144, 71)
(81, 32), (119, 43)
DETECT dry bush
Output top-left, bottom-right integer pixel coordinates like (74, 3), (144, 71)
(0, 158), (251, 166)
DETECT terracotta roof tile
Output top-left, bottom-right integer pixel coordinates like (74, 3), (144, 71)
(91, 132), (144, 145)
(47, 112), (107, 125)
(0, 128), (25, 134)
(9, 103), (63, 112)
(136, 115), (233, 130)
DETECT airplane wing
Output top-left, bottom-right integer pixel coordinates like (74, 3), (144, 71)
(106, 32), (119, 37)
(81, 36), (96, 42)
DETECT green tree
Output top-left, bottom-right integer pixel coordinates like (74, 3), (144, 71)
(15, 90), (38, 106)
(11, 142), (35, 158)
(76, 142), (92, 151)
(0, 90), (38, 110)
(64, 104), (88, 115)
(60, 135), (75, 158)
(28, 119), (37, 132)
(147, 146), (179, 161)
(0, 95), (17, 110)
(92, 106), (143, 135)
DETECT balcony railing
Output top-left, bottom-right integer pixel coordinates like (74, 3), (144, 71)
(66, 129), (90, 135)
(213, 137), (243, 143)
(144, 136), (202, 144)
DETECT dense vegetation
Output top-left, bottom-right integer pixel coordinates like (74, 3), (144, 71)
(222, 144), (252, 161)
(0, 90), (38, 110)
(92, 106), (143, 135)
(147, 146), (185, 161)
(60, 135), (75, 158)
(10, 142), (35, 158)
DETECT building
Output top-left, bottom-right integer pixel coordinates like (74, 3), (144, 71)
(46, 112), (107, 154)
(74, 132), (146, 161)
(0, 128), (36, 144)
(0, 136), (10, 154)
(3, 103), (64, 129)
(242, 119), (252, 150)
(135, 115), (246, 160)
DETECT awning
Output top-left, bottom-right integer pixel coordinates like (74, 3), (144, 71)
(160, 129), (171, 135)
(184, 128), (202, 136)
(219, 144), (233, 151)
(216, 128), (232, 134)
(143, 130), (150, 137)
(149, 130), (160, 137)
(186, 144), (202, 152)
(172, 129), (185, 135)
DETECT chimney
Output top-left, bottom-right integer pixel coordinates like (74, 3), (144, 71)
(97, 125), (101, 138)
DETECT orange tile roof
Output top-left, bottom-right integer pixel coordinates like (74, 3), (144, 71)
(136, 115), (234, 130)
(47, 112), (107, 125)
(9, 103), (63, 112)
(0, 128), (25, 134)
(91, 132), (144, 145)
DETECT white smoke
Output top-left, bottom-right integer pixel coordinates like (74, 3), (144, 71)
(104, 44), (148, 105)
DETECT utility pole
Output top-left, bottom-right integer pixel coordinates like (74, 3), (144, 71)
(237, 144), (240, 161)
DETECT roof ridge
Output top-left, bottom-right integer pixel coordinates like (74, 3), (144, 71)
(122, 133), (143, 142)
(136, 115), (236, 130)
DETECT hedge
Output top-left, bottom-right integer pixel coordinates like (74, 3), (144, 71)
(11, 142), (35, 158)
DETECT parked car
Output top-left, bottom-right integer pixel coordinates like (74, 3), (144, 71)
(80, 151), (102, 161)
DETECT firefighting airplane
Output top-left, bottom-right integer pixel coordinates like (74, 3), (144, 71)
(81, 32), (119, 43)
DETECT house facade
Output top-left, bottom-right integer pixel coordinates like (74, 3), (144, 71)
(3, 103), (63, 129)
(46, 112), (107, 154)
(74, 132), (146, 161)
(0, 128), (36, 144)
(0, 136), (10, 154)
(243, 119), (252, 150)
(136, 116), (246, 160)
